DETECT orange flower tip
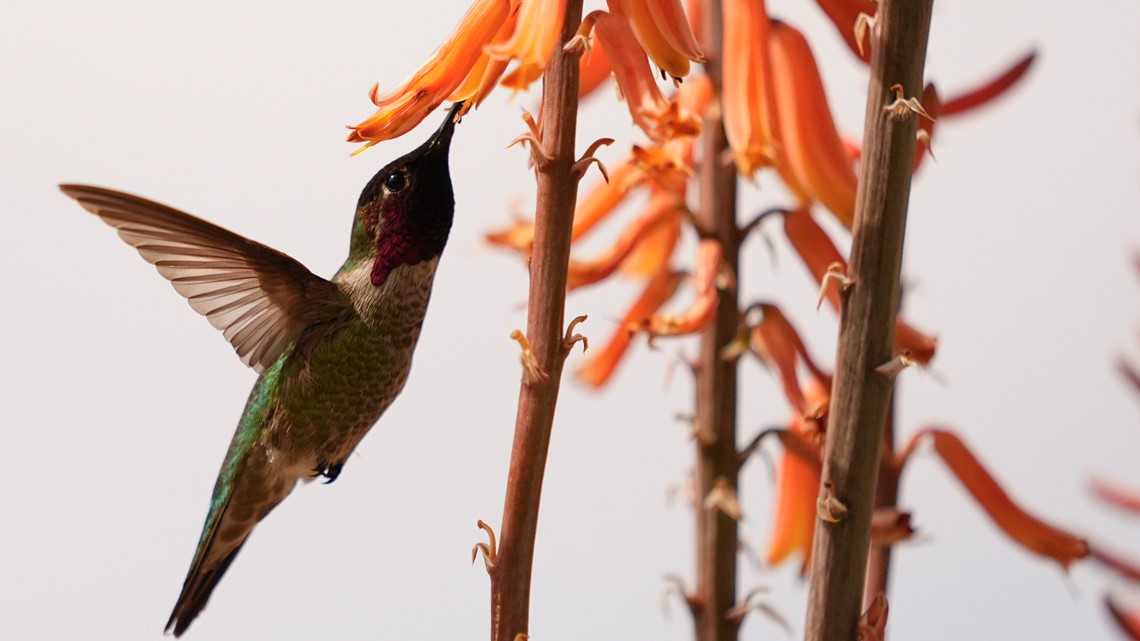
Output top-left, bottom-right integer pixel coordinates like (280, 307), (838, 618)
(817, 482), (848, 523)
(942, 49), (1038, 116)
(883, 83), (935, 122)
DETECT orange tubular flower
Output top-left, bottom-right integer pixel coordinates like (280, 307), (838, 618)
(638, 239), (721, 337)
(782, 209), (938, 364)
(488, 0), (568, 92)
(449, 0), (522, 111)
(1106, 597), (1140, 641)
(813, 0), (876, 63)
(920, 428), (1090, 568)
(485, 159), (644, 253)
(620, 193), (682, 277)
(769, 21), (858, 228)
(348, 0), (510, 150)
(748, 303), (829, 416)
(566, 195), (680, 290)
(942, 50), (1037, 116)
(608, 0), (704, 85)
(578, 42), (613, 100)
(722, 0), (778, 177)
(590, 11), (701, 144)
(766, 377), (828, 570)
(1091, 477), (1140, 514)
(577, 270), (684, 387)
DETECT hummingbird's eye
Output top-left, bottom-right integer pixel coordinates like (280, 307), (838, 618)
(384, 170), (408, 193)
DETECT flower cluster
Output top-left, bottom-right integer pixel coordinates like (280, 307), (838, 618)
(349, 0), (1081, 600)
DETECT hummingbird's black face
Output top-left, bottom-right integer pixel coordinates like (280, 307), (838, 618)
(355, 104), (460, 287)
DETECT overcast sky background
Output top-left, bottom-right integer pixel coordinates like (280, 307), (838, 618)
(2, 1), (1138, 640)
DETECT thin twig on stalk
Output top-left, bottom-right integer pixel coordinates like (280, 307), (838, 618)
(803, 1), (935, 640)
(488, 2), (586, 641)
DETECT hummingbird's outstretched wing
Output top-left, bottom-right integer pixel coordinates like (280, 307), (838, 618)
(61, 184), (351, 372)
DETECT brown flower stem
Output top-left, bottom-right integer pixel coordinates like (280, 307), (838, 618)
(488, 2), (584, 641)
(802, 0), (934, 639)
(694, 2), (741, 640)
(863, 401), (898, 611)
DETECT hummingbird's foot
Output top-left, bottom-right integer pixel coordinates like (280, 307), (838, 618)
(874, 352), (916, 382)
(562, 315), (589, 356)
(726, 586), (792, 633)
(660, 574), (699, 618)
(570, 138), (615, 183)
(883, 83), (934, 122)
(817, 262), (855, 310)
(471, 519), (498, 573)
(312, 461), (345, 484)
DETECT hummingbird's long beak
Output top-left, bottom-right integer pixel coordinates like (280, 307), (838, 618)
(425, 101), (464, 152)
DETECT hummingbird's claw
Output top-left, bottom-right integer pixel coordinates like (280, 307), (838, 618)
(817, 262), (855, 310)
(727, 586), (793, 635)
(817, 481), (849, 523)
(874, 352), (916, 381)
(471, 519), (499, 573)
(570, 138), (615, 183)
(312, 461), (345, 484)
(511, 329), (549, 385)
(661, 573), (699, 618)
(883, 84), (935, 122)
(562, 315), (589, 356)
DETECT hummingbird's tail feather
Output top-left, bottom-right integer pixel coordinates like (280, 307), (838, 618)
(165, 440), (301, 637)
(165, 539), (247, 637)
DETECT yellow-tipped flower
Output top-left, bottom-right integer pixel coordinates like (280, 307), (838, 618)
(347, 0), (511, 150)
(449, 0), (522, 111)
(607, 0), (704, 85)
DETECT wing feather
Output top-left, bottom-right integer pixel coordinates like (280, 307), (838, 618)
(61, 184), (351, 372)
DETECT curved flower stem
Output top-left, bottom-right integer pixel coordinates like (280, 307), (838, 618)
(488, 2), (585, 641)
(802, 0), (934, 640)
(694, 2), (741, 640)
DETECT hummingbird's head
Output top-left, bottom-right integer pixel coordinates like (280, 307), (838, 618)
(351, 102), (462, 287)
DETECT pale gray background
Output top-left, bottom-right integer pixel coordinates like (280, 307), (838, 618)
(2, 1), (1138, 639)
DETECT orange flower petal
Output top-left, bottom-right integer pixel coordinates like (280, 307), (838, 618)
(590, 10), (701, 143)
(749, 303), (827, 415)
(567, 194), (679, 290)
(782, 209), (938, 364)
(348, 0), (510, 149)
(449, 1), (522, 109)
(1106, 597), (1140, 641)
(578, 41), (613, 101)
(638, 239), (721, 337)
(770, 21), (858, 228)
(925, 428), (1090, 568)
(767, 422), (823, 571)
(485, 0), (567, 92)
(1091, 476), (1140, 514)
(813, 0), (876, 63)
(608, 0), (703, 84)
(620, 195), (682, 277)
(942, 50), (1036, 116)
(722, 0), (778, 177)
(577, 270), (683, 387)
(631, 144), (692, 192)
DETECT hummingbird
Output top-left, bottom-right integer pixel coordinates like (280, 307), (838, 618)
(61, 103), (463, 636)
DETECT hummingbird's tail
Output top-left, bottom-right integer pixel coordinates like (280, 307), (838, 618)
(165, 443), (301, 637)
